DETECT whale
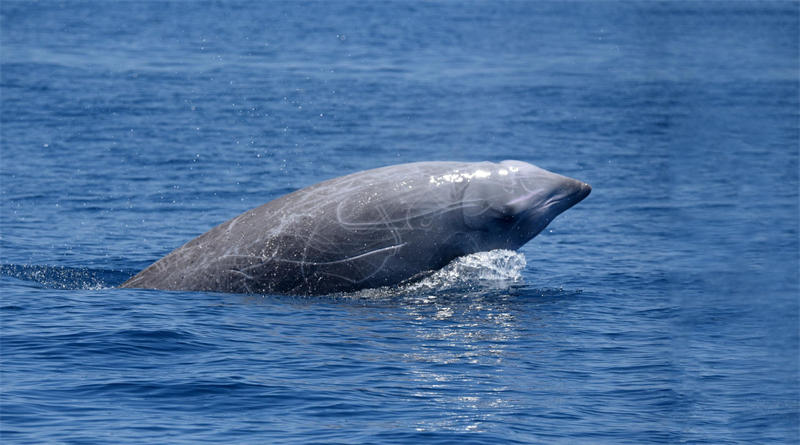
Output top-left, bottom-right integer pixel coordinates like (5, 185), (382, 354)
(121, 160), (591, 295)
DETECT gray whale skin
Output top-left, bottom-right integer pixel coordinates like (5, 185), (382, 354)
(121, 160), (591, 295)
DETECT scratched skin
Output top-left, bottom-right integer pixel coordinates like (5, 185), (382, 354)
(121, 160), (591, 295)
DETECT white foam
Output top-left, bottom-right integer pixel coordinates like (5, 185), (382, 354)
(404, 249), (526, 292)
(349, 249), (527, 299)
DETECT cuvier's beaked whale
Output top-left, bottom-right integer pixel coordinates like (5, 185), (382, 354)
(121, 160), (591, 295)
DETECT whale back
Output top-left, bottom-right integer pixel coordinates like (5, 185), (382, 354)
(121, 161), (590, 295)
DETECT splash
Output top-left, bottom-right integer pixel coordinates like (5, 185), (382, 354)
(403, 249), (526, 292)
(406, 250), (526, 291)
(345, 249), (527, 301)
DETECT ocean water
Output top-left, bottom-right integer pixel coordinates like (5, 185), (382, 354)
(1, 1), (798, 443)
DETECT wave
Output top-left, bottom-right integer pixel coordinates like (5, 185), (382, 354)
(0, 264), (132, 290)
(1, 249), (527, 296)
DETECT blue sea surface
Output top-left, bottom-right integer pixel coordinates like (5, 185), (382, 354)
(1, 1), (798, 443)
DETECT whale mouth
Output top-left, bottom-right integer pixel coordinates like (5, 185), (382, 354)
(508, 181), (590, 243)
(504, 181), (591, 218)
(543, 182), (591, 210)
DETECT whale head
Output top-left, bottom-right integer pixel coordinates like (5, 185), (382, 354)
(461, 160), (591, 250)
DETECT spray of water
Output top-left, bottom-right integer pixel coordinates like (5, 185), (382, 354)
(403, 249), (526, 292)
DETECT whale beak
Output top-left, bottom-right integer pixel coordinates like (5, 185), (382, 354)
(577, 182), (591, 202)
(560, 179), (591, 212)
(504, 175), (591, 216)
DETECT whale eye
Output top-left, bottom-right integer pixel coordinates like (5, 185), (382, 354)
(477, 204), (515, 225)
(497, 211), (515, 223)
(462, 175), (520, 228)
(498, 204), (516, 219)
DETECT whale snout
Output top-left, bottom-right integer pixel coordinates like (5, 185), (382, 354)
(576, 181), (591, 202)
(554, 178), (591, 212)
